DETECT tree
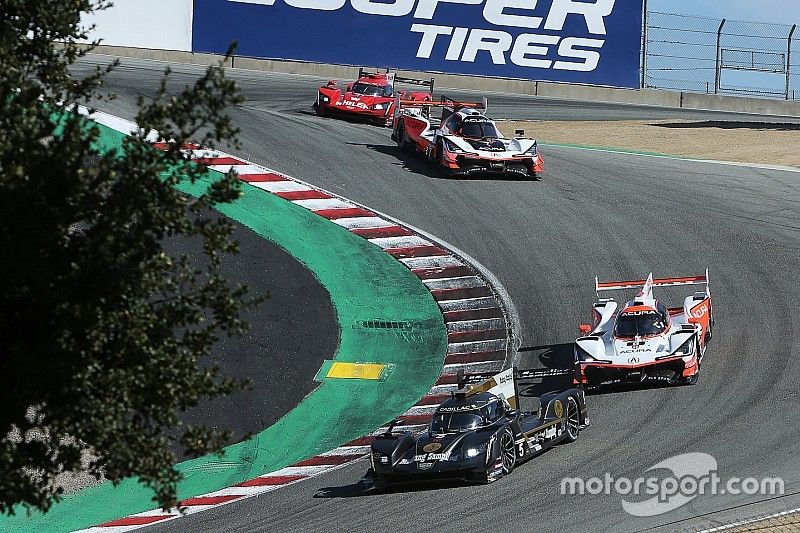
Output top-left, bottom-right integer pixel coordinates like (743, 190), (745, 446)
(0, 0), (256, 514)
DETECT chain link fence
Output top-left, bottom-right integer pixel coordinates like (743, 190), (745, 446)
(644, 10), (799, 100)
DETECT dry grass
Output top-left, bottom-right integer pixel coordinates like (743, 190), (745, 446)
(498, 120), (800, 167)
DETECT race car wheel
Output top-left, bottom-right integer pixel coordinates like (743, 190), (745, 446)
(395, 122), (409, 152)
(564, 396), (581, 443)
(681, 373), (699, 385)
(436, 140), (448, 172)
(499, 429), (516, 475)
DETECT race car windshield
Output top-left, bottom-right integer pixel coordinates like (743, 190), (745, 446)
(615, 313), (667, 337)
(350, 83), (389, 96)
(461, 121), (499, 138)
(430, 412), (484, 433)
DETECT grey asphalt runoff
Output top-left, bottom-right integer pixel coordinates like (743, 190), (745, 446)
(167, 222), (337, 452)
(76, 55), (800, 533)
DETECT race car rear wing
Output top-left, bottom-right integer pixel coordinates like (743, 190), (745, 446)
(394, 94), (487, 111)
(440, 94), (488, 112)
(595, 269), (710, 298)
(393, 94), (489, 125)
(456, 367), (575, 409)
(358, 68), (435, 93)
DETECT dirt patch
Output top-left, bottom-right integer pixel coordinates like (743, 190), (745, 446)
(497, 120), (800, 167)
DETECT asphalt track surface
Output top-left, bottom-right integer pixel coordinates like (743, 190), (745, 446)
(76, 56), (800, 532)
(170, 218), (338, 450)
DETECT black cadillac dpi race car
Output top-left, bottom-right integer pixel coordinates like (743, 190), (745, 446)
(369, 367), (588, 487)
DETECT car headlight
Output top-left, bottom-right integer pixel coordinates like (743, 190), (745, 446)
(373, 103), (384, 110)
(443, 138), (464, 153)
(320, 94), (330, 103)
(465, 443), (487, 458)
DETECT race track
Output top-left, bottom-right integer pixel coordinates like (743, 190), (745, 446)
(77, 55), (800, 532)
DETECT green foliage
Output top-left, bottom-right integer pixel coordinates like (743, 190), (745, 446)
(0, 0), (256, 514)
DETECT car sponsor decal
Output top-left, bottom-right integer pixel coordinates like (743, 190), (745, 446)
(422, 442), (442, 453)
(553, 400), (564, 419)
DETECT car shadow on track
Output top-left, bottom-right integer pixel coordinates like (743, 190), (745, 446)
(515, 342), (685, 397)
(584, 381), (692, 396)
(300, 108), (389, 129)
(349, 142), (540, 182)
(314, 473), (468, 499)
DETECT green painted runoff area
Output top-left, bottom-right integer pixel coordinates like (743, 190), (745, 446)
(2, 122), (447, 532)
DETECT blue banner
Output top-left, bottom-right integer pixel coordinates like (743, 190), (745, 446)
(193, 0), (643, 88)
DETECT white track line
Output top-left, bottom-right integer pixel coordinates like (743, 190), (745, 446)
(446, 319), (505, 332)
(292, 198), (353, 210)
(250, 181), (311, 193)
(368, 235), (431, 249)
(422, 276), (485, 290)
(699, 507), (800, 532)
(442, 360), (504, 374)
(209, 164), (266, 175)
(331, 216), (396, 229)
(400, 256), (466, 269)
(438, 297), (499, 312)
(447, 339), (506, 354)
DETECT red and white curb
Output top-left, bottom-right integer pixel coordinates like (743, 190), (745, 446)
(78, 111), (511, 532)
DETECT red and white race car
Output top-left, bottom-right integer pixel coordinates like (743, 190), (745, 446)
(391, 96), (544, 179)
(314, 68), (433, 127)
(575, 272), (713, 388)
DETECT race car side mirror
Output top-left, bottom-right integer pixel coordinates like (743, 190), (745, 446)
(385, 418), (404, 435)
(579, 324), (592, 334)
(326, 80), (337, 87)
(515, 129), (525, 136)
(346, 82), (354, 91)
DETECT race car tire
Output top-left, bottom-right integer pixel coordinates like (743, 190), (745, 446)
(679, 343), (701, 385)
(563, 396), (581, 443)
(396, 121), (410, 152)
(681, 373), (699, 385)
(706, 308), (714, 343)
(499, 428), (516, 475)
(436, 140), (450, 176)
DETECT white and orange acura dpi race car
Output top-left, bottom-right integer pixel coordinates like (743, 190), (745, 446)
(575, 271), (713, 388)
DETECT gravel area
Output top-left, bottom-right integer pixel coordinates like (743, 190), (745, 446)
(499, 119), (800, 167)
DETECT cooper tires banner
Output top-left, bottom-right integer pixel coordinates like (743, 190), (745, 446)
(193, 0), (643, 88)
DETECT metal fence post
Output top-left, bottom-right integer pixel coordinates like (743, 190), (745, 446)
(788, 24), (797, 100)
(641, 0), (648, 89)
(715, 18), (726, 94)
